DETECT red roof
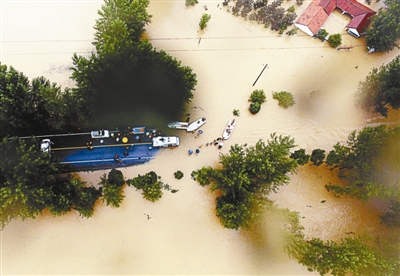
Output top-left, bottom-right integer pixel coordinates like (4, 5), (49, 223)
(296, 1), (329, 34)
(296, 0), (376, 36)
(336, 0), (375, 16)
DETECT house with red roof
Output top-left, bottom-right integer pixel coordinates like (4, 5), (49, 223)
(295, 0), (376, 38)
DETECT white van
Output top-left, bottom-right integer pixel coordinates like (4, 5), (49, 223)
(152, 136), (180, 148)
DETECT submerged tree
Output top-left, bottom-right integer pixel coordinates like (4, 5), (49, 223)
(199, 14), (211, 30)
(366, 0), (400, 52)
(272, 91), (295, 108)
(0, 138), (101, 228)
(100, 169), (126, 208)
(127, 171), (165, 202)
(354, 55), (400, 117)
(71, 0), (197, 127)
(192, 134), (298, 229)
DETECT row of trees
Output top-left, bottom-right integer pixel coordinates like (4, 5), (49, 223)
(366, 0), (400, 53)
(0, 65), (86, 137)
(70, 0), (197, 127)
(355, 55), (400, 117)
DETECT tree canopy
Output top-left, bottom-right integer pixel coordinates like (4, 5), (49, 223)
(0, 64), (86, 137)
(355, 55), (400, 117)
(366, 0), (400, 53)
(325, 125), (400, 201)
(70, 0), (197, 127)
(0, 138), (101, 228)
(192, 134), (298, 230)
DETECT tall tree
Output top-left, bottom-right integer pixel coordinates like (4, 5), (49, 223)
(355, 55), (400, 117)
(366, 0), (400, 52)
(0, 138), (101, 228)
(325, 125), (400, 201)
(192, 134), (298, 229)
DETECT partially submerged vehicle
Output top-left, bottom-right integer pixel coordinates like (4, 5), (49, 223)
(167, 121), (189, 130)
(152, 136), (180, 148)
(222, 119), (236, 140)
(187, 117), (206, 132)
(91, 129), (110, 139)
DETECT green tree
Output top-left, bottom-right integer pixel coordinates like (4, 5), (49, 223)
(100, 169), (126, 208)
(174, 170), (184, 179)
(288, 236), (398, 276)
(272, 91), (295, 108)
(366, 0), (400, 52)
(325, 125), (400, 201)
(192, 134), (298, 229)
(199, 14), (211, 30)
(290, 148), (310, 165)
(327, 33), (342, 48)
(249, 89), (267, 104)
(185, 0), (198, 6)
(316, 28), (329, 41)
(0, 138), (100, 228)
(249, 102), (261, 114)
(71, 0), (197, 126)
(310, 149), (325, 166)
(354, 55), (400, 117)
(127, 171), (164, 202)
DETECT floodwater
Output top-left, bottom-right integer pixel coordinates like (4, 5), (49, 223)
(1, 0), (399, 275)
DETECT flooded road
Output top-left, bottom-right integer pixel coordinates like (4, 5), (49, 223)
(1, 0), (399, 275)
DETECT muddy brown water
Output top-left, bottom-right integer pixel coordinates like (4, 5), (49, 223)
(1, 0), (399, 275)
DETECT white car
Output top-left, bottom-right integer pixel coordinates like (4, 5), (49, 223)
(40, 139), (53, 153)
(91, 130), (110, 139)
(152, 136), (180, 148)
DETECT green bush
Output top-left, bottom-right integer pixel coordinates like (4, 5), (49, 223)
(233, 109), (240, 116)
(249, 89), (266, 104)
(316, 29), (329, 41)
(249, 102), (261, 114)
(174, 170), (184, 179)
(199, 14), (211, 30)
(328, 34), (342, 48)
(185, 0), (198, 6)
(272, 91), (295, 108)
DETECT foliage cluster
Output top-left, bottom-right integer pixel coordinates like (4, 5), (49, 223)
(366, 0), (400, 52)
(191, 134), (298, 229)
(327, 33), (342, 48)
(71, 0), (197, 127)
(174, 170), (184, 179)
(354, 55), (400, 117)
(272, 91), (295, 108)
(100, 169), (125, 208)
(185, 0), (198, 6)
(0, 138), (101, 228)
(249, 89), (266, 114)
(199, 14), (211, 30)
(290, 148), (310, 165)
(128, 171), (167, 202)
(325, 124), (400, 201)
(231, 0), (297, 33)
(316, 28), (329, 41)
(233, 109), (240, 116)
(0, 64), (86, 137)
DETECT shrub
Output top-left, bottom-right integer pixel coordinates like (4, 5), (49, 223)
(272, 91), (295, 108)
(316, 29), (329, 41)
(174, 170), (184, 179)
(249, 89), (267, 104)
(290, 149), (310, 165)
(185, 0), (198, 6)
(328, 34), (342, 48)
(310, 149), (326, 166)
(249, 102), (261, 114)
(233, 109), (240, 116)
(199, 14), (211, 30)
(287, 5), (295, 12)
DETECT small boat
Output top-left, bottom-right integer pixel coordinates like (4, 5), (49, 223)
(222, 119), (236, 140)
(167, 121), (189, 130)
(187, 117), (206, 132)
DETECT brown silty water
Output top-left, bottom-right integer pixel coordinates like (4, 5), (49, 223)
(1, 0), (399, 275)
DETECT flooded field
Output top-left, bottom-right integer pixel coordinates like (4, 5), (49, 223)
(1, 0), (399, 275)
